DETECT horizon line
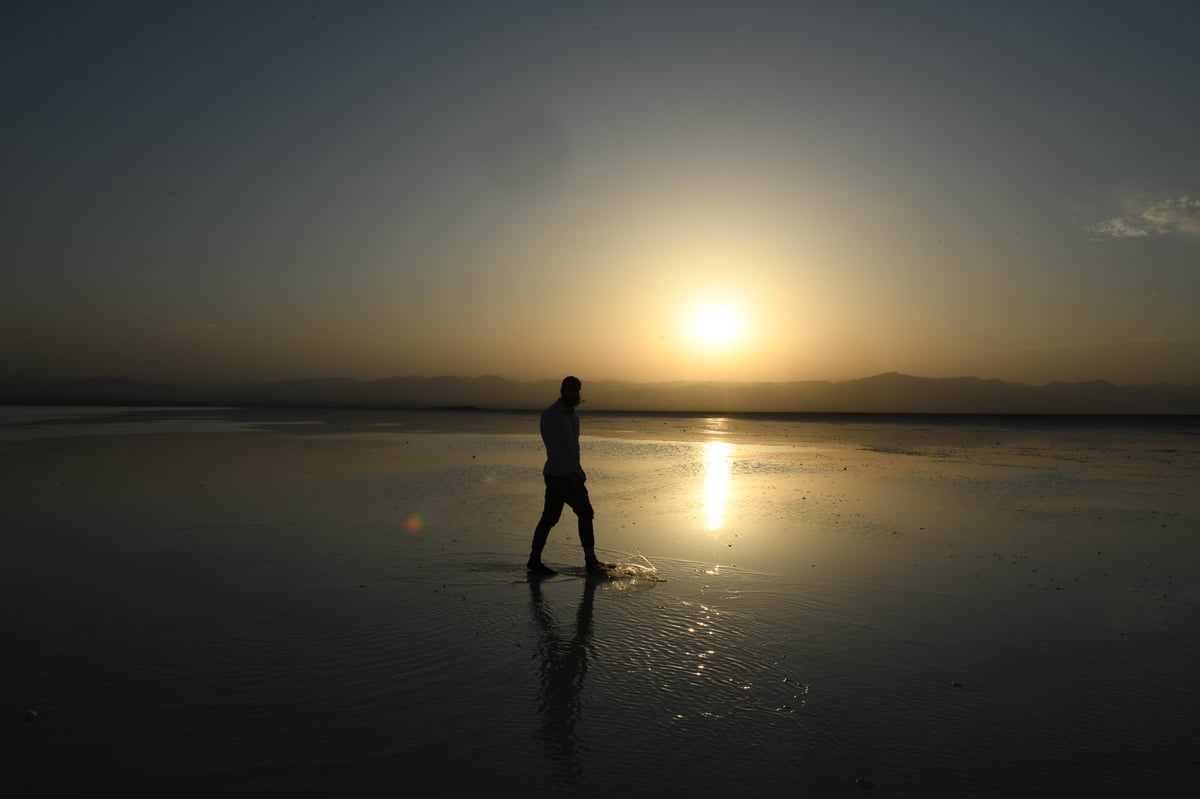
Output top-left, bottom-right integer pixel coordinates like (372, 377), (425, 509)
(4, 370), (1200, 389)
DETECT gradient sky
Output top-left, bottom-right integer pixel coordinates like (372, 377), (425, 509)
(4, 1), (1199, 386)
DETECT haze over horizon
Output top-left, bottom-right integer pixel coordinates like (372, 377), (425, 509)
(4, 2), (1199, 388)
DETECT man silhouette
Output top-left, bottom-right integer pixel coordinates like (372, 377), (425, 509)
(527, 376), (607, 575)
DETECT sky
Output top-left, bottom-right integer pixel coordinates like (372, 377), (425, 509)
(4, 0), (1199, 387)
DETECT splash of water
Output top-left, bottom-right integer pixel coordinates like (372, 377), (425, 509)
(604, 550), (666, 582)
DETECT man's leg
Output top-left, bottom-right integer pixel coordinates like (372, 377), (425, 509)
(529, 478), (566, 570)
(561, 479), (602, 568)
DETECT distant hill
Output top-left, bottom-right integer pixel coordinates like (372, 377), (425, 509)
(2, 373), (1199, 414)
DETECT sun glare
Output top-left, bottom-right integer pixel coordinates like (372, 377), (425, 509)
(692, 304), (741, 347)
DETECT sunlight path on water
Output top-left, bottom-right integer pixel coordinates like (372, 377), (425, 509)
(702, 440), (732, 531)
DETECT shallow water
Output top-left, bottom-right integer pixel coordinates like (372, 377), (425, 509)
(2, 407), (1199, 796)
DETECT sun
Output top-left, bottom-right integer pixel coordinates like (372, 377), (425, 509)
(692, 304), (741, 347)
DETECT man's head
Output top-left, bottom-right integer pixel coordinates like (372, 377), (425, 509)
(560, 375), (582, 408)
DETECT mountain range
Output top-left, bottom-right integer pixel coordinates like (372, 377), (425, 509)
(3, 373), (1199, 415)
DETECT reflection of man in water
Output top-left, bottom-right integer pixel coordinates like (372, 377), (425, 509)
(527, 376), (607, 575)
(529, 577), (596, 785)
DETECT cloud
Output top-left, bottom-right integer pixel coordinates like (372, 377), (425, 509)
(1090, 195), (1200, 238)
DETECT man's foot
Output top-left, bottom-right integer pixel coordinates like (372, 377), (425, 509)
(527, 560), (557, 576)
(585, 559), (611, 574)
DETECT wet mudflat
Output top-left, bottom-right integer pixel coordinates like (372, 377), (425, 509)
(2, 407), (1198, 797)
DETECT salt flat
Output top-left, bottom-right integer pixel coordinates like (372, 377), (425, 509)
(2, 407), (1198, 797)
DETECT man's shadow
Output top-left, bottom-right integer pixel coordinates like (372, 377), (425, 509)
(528, 575), (598, 786)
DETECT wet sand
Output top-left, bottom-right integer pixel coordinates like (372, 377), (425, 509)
(2, 407), (1198, 796)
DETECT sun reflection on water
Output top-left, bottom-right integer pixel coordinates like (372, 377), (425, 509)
(702, 440), (733, 530)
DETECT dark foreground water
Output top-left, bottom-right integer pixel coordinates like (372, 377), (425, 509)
(2, 407), (1198, 797)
